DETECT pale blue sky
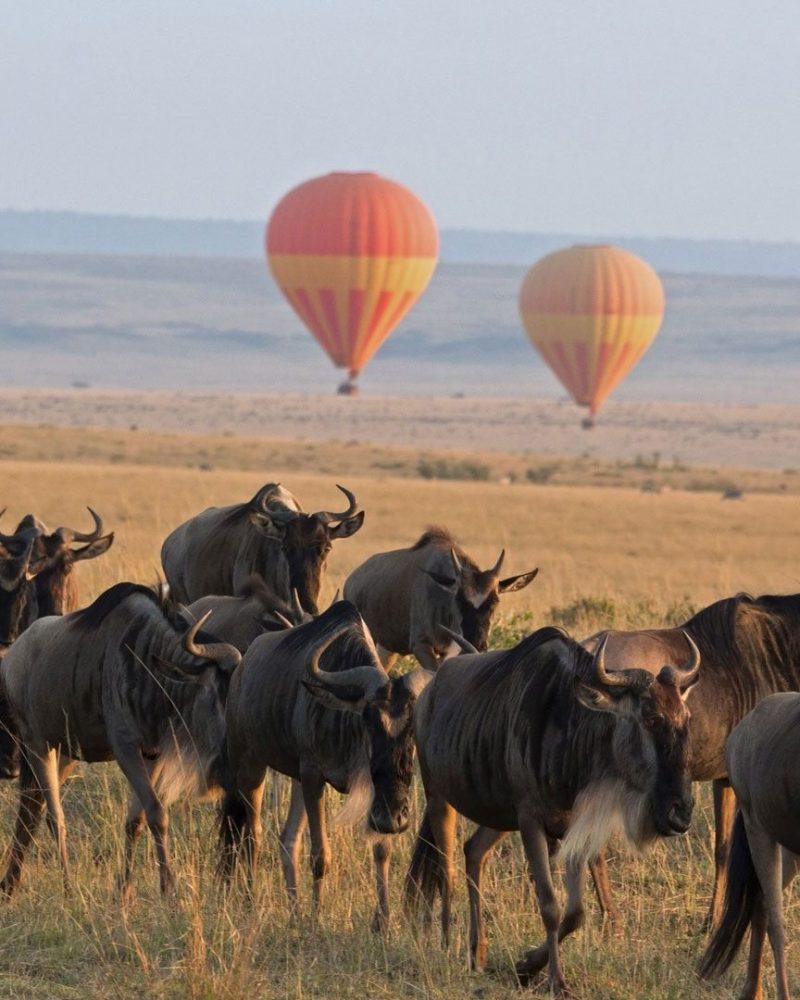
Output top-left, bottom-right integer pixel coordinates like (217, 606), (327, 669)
(3, 1), (799, 240)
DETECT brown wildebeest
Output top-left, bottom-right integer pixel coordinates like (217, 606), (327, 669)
(583, 591), (800, 930)
(220, 600), (430, 932)
(343, 526), (538, 671)
(0, 581), (240, 897)
(699, 693), (800, 1000)
(405, 626), (700, 996)
(16, 507), (114, 620)
(161, 482), (364, 613)
(185, 574), (308, 653)
(0, 519), (46, 781)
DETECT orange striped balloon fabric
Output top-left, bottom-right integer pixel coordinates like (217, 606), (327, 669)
(519, 245), (664, 418)
(266, 172), (439, 387)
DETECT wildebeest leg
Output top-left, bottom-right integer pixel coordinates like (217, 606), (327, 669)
(371, 836), (392, 935)
(118, 747), (175, 896)
(411, 641), (441, 674)
(516, 856), (586, 979)
(0, 752), (45, 895)
(427, 797), (457, 947)
(279, 778), (307, 911)
(741, 898), (767, 1000)
(33, 747), (73, 890)
(300, 770), (329, 913)
(516, 813), (570, 997)
(464, 825), (508, 971)
(121, 803), (145, 902)
(742, 815), (789, 1000)
(705, 778), (737, 931)
(588, 851), (621, 931)
(376, 645), (399, 671)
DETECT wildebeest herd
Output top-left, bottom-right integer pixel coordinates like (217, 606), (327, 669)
(1, 484), (799, 998)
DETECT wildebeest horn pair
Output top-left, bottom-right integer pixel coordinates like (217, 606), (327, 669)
(306, 622), (390, 700)
(591, 631), (702, 688)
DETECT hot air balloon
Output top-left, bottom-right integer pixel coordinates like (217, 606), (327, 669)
(519, 245), (665, 427)
(266, 172), (439, 394)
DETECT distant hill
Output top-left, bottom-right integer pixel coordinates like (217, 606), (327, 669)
(2, 250), (799, 403)
(2, 209), (800, 278)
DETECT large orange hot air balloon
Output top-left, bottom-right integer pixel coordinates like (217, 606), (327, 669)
(266, 172), (439, 393)
(519, 245), (665, 426)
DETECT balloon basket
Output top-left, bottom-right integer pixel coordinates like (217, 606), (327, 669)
(337, 378), (359, 397)
(580, 415), (596, 430)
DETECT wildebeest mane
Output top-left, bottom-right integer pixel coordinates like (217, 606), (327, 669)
(278, 600), (376, 673)
(411, 525), (478, 569)
(683, 592), (800, 712)
(71, 582), (180, 633)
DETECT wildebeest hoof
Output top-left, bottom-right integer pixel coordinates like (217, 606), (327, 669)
(370, 909), (389, 936)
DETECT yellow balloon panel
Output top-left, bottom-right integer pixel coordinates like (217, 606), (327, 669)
(521, 312), (662, 413)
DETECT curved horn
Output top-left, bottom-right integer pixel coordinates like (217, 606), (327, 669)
(183, 610), (242, 673)
(306, 622), (389, 697)
(678, 631), (702, 687)
(268, 507), (301, 525)
(450, 547), (462, 576)
(272, 611), (294, 629)
(292, 588), (304, 620)
(56, 506), (104, 544)
(489, 548), (506, 576)
(315, 484), (358, 524)
(592, 633), (643, 688)
(438, 626), (478, 655)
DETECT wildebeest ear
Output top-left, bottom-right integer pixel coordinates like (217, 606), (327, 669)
(248, 510), (284, 537)
(301, 678), (366, 713)
(72, 533), (115, 561)
(424, 569), (459, 591)
(326, 511), (365, 539)
(575, 681), (621, 714)
(498, 568), (539, 593)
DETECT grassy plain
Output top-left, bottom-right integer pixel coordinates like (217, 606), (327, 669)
(0, 438), (799, 999)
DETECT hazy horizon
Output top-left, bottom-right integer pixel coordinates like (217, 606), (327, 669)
(4, 2), (800, 242)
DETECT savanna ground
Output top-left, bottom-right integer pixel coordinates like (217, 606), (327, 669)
(1, 426), (800, 999)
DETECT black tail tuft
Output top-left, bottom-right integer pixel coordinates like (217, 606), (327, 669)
(217, 787), (250, 882)
(404, 808), (446, 916)
(698, 811), (761, 979)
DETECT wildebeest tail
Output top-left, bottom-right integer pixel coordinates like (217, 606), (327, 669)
(217, 786), (250, 880)
(697, 811), (760, 979)
(0, 666), (21, 780)
(404, 808), (446, 914)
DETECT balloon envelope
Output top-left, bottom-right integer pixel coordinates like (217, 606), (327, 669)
(519, 245), (665, 416)
(266, 172), (439, 383)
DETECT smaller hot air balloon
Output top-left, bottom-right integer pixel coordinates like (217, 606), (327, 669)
(266, 172), (439, 394)
(519, 245), (665, 426)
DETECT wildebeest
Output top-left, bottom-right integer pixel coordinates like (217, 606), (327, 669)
(17, 507), (114, 620)
(0, 581), (241, 897)
(0, 518), (42, 653)
(343, 526), (538, 671)
(184, 574), (308, 653)
(405, 626), (700, 996)
(220, 600), (430, 931)
(699, 693), (800, 1000)
(583, 591), (800, 929)
(162, 482), (364, 613)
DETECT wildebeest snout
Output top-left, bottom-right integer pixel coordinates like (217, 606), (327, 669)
(663, 795), (694, 835)
(369, 799), (410, 835)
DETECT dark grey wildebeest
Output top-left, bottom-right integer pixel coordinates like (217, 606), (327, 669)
(343, 526), (538, 671)
(405, 626), (700, 996)
(184, 574), (308, 653)
(16, 507), (114, 621)
(582, 591), (800, 930)
(162, 482), (364, 613)
(0, 582), (240, 897)
(699, 693), (800, 1000)
(220, 600), (430, 932)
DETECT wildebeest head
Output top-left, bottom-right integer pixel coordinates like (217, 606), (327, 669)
(421, 530), (538, 651)
(17, 507), (114, 616)
(300, 605), (430, 835)
(249, 485), (364, 615)
(0, 515), (44, 645)
(573, 631), (701, 846)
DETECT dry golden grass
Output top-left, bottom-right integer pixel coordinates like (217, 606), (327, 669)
(1, 449), (799, 998)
